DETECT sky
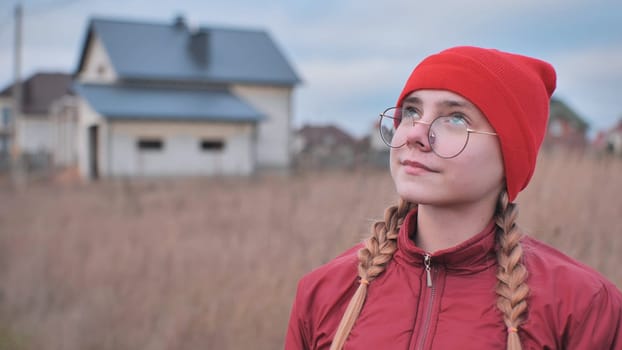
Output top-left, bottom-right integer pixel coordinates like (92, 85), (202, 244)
(0, 0), (621, 139)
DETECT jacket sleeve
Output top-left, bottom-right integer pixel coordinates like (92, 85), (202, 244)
(284, 278), (310, 350)
(565, 283), (622, 349)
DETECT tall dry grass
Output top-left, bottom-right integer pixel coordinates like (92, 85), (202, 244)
(517, 149), (622, 284)
(0, 149), (620, 349)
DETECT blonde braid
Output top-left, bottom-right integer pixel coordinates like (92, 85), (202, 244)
(330, 199), (413, 350)
(495, 190), (529, 350)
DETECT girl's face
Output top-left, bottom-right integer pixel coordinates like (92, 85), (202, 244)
(390, 89), (505, 207)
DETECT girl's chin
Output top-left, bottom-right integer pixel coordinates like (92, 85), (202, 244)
(395, 189), (433, 204)
(394, 184), (455, 206)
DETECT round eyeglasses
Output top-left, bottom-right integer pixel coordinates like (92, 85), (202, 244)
(378, 107), (498, 159)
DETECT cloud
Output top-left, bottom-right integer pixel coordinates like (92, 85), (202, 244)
(0, 0), (619, 137)
(293, 57), (415, 137)
(551, 45), (622, 132)
(554, 46), (622, 83)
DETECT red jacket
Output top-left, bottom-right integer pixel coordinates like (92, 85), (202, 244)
(285, 210), (622, 349)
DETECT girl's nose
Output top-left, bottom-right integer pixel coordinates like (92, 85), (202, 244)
(405, 119), (433, 152)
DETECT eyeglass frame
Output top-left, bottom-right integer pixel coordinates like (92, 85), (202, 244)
(378, 106), (498, 159)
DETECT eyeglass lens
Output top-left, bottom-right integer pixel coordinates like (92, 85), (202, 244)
(379, 107), (469, 158)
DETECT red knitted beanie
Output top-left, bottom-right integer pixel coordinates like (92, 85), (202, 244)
(396, 46), (556, 202)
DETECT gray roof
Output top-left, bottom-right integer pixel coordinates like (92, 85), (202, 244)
(77, 17), (301, 85)
(74, 83), (264, 122)
(550, 97), (588, 130)
(0, 72), (72, 114)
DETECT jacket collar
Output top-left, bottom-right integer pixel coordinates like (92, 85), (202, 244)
(394, 208), (498, 272)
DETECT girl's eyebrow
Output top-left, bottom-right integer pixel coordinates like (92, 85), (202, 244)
(404, 96), (473, 109)
(438, 100), (471, 108)
(402, 96), (422, 105)
(403, 96), (474, 110)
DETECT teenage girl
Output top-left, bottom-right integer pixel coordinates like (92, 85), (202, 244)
(285, 46), (622, 349)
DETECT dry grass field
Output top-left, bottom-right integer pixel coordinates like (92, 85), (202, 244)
(0, 149), (620, 349)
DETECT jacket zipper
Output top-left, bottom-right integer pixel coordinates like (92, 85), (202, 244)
(417, 253), (436, 350)
(424, 253), (433, 288)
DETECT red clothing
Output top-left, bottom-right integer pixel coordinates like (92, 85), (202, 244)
(285, 210), (622, 349)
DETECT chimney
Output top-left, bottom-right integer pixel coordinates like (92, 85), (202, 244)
(189, 29), (209, 67)
(173, 15), (186, 31)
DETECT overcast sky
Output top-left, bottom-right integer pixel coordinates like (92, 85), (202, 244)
(0, 0), (620, 138)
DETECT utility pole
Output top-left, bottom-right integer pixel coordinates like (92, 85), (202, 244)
(10, 3), (25, 188)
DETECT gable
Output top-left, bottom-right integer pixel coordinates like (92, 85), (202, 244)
(78, 32), (118, 83)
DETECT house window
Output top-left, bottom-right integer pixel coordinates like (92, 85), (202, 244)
(549, 119), (563, 137)
(200, 139), (224, 151)
(137, 138), (164, 151)
(97, 65), (106, 76)
(1, 107), (10, 127)
(0, 137), (7, 154)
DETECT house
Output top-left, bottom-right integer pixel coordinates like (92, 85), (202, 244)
(365, 119), (390, 168)
(605, 120), (622, 155)
(593, 119), (622, 156)
(544, 97), (589, 150)
(0, 72), (72, 169)
(53, 16), (300, 179)
(294, 125), (364, 169)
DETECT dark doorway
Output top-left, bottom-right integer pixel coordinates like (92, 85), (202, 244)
(88, 125), (99, 180)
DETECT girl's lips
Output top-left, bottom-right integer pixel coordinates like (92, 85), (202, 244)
(401, 160), (438, 174)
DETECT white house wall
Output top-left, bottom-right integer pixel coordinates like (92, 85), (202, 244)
(609, 132), (622, 155)
(0, 98), (55, 155)
(76, 97), (106, 179)
(0, 97), (12, 155)
(107, 120), (255, 177)
(232, 85), (292, 169)
(50, 95), (79, 167)
(53, 115), (78, 166)
(18, 116), (54, 154)
(78, 33), (117, 84)
(369, 122), (388, 151)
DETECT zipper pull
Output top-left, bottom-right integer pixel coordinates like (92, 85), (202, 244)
(424, 253), (432, 288)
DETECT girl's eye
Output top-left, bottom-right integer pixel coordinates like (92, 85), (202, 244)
(448, 113), (467, 125)
(403, 107), (421, 119)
